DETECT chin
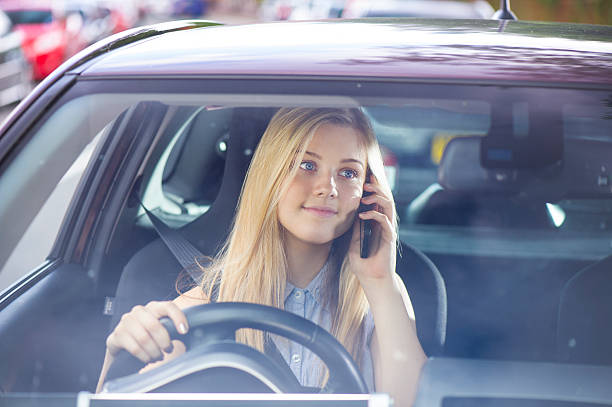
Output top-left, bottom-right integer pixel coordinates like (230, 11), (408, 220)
(298, 230), (337, 246)
(306, 236), (336, 246)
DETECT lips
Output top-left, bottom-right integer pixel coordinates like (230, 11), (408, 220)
(302, 205), (338, 218)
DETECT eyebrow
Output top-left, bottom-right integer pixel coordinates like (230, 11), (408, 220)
(304, 151), (365, 168)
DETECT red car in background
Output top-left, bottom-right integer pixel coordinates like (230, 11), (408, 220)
(0, 0), (86, 80)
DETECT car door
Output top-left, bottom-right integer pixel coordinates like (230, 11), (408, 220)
(0, 78), (169, 392)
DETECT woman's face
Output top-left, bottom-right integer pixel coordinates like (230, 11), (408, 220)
(278, 123), (367, 248)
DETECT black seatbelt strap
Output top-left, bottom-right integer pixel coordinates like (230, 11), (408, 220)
(137, 198), (204, 285)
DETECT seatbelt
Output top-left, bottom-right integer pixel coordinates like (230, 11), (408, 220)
(137, 198), (302, 387)
(138, 200), (205, 285)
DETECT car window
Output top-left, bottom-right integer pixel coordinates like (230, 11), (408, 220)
(0, 94), (134, 291)
(0, 129), (103, 290)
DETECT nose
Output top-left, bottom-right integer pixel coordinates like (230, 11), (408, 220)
(313, 172), (337, 198)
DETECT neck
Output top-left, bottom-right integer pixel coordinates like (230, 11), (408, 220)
(284, 236), (332, 289)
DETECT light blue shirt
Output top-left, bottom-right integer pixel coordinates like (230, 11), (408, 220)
(272, 262), (376, 391)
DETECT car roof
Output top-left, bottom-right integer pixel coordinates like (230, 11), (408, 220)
(76, 19), (612, 87)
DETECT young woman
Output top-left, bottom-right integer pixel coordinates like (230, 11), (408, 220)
(97, 107), (426, 406)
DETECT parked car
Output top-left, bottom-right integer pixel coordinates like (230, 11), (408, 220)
(101, 0), (140, 33)
(0, 8), (32, 107)
(264, 0), (494, 21)
(172, 0), (208, 17)
(0, 0), (86, 80)
(342, 0), (494, 19)
(135, 0), (174, 19)
(259, 0), (301, 21)
(0, 14), (611, 407)
(62, 0), (138, 49)
(285, 0), (347, 20)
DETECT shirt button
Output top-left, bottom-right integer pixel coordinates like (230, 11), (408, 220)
(291, 354), (301, 364)
(294, 290), (303, 299)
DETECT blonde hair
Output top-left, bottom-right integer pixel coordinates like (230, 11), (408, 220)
(198, 107), (396, 384)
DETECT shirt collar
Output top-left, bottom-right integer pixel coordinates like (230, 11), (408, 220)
(284, 260), (329, 305)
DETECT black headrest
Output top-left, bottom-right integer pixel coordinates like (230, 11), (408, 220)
(181, 108), (277, 254)
(407, 136), (553, 229)
(162, 108), (232, 203)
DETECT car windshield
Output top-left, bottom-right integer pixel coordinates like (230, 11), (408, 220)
(1, 77), (611, 402)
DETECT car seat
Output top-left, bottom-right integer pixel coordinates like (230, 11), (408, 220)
(557, 254), (612, 365)
(405, 136), (558, 359)
(109, 107), (447, 363)
(406, 136), (552, 229)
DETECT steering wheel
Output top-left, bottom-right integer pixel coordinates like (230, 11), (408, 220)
(103, 302), (368, 394)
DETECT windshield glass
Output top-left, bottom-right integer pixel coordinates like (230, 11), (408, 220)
(1, 81), (611, 400)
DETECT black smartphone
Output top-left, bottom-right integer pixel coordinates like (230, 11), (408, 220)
(359, 170), (374, 258)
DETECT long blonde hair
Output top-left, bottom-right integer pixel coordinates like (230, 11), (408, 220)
(199, 107), (396, 381)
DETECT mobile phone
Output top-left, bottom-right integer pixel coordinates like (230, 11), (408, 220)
(359, 170), (374, 258)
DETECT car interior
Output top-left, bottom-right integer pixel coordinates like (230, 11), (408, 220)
(0, 83), (611, 402)
(104, 105), (447, 391)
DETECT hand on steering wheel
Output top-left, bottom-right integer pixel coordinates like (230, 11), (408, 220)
(103, 302), (368, 394)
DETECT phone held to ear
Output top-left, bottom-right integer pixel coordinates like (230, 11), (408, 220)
(359, 171), (374, 258)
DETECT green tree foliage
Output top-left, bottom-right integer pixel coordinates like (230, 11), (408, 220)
(484, 0), (611, 25)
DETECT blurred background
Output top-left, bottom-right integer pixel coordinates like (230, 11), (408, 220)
(0, 0), (610, 121)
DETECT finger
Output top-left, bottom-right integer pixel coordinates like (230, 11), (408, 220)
(107, 323), (159, 363)
(348, 218), (363, 254)
(361, 193), (392, 216)
(363, 181), (390, 200)
(122, 310), (165, 361)
(133, 305), (173, 353)
(363, 183), (393, 213)
(108, 332), (152, 363)
(146, 301), (189, 335)
(358, 210), (396, 242)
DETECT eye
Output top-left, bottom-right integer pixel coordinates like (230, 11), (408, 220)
(299, 161), (316, 172)
(339, 168), (358, 179)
